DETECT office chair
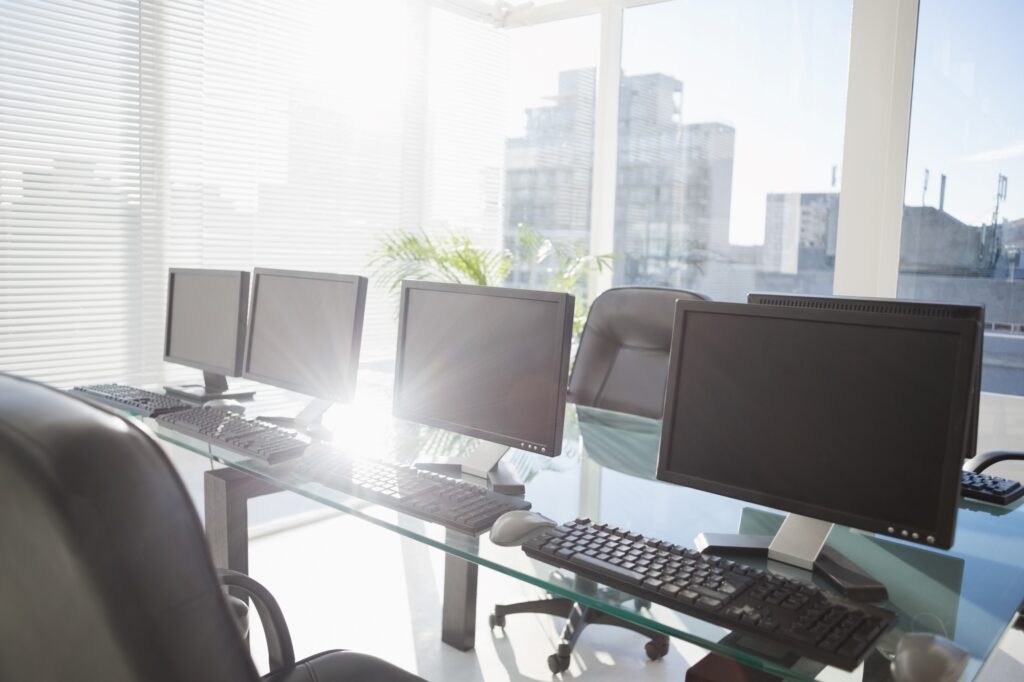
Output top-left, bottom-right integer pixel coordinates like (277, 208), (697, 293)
(0, 373), (426, 682)
(567, 285), (710, 418)
(491, 286), (708, 673)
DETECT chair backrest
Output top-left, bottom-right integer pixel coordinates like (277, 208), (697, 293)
(567, 286), (708, 419)
(0, 374), (258, 682)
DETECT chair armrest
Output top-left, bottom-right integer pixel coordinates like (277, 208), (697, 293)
(969, 451), (1024, 474)
(226, 594), (250, 639)
(218, 569), (295, 672)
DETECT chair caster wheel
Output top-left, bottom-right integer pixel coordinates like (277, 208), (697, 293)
(489, 613), (506, 629)
(645, 638), (670, 661)
(548, 652), (571, 673)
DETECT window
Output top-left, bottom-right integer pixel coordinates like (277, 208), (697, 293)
(502, 15), (600, 301)
(899, 0), (1024, 395)
(614, 0), (852, 302)
(1, 0), (510, 386)
(0, 0), (143, 387)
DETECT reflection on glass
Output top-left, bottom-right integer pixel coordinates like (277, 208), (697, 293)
(899, 0), (1024, 395)
(614, 0), (852, 301)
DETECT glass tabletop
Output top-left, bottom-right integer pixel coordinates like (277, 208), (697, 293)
(141, 373), (1024, 681)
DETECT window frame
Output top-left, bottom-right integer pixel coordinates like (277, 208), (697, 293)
(494, 0), (1022, 410)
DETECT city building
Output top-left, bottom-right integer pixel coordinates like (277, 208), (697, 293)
(504, 68), (596, 253)
(503, 67), (735, 290)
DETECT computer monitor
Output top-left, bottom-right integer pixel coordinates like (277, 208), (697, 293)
(747, 292), (984, 461)
(163, 268), (253, 402)
(393, 280), (574, 494)
(243, 268), (367, 431)
(657, 300), (978, 600)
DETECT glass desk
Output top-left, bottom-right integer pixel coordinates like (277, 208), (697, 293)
(131, 377), (1024, 681)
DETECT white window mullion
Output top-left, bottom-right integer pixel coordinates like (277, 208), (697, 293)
(833, 0), (919, 298)
(587, 1), (623, 298)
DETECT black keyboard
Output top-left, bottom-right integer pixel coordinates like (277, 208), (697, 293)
(962, 469), (1024, 505)
(523, 518), (895, 671)
(70, 384), (191, 417)
(156, 407), (310, 464)
(292, 448), (532, 535)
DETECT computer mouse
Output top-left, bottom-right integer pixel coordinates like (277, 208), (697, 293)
(204, 399), (245, 414)
(891, 633), (969, 682)
(489, 510), (558, 547)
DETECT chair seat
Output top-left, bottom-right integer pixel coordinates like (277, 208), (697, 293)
(262, 650), (426, 682)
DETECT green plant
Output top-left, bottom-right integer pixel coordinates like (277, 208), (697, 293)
(508, 224), (613, 334)
(370, 225), (613, 337)
(369, 231), (511, 292)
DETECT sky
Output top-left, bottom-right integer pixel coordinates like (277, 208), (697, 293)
(504, 0), (1024, 245)
(905, 0), (1024, 227)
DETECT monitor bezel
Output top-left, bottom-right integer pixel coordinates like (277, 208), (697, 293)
(747, 292), (984, 461)
(656, 299), (977, 550)
(393, 279), (574, 456)
(164, 268), (250, 376)
(242, 268), (367, 402)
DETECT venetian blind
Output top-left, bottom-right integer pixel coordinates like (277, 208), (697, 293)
(1, 0), (506, 388)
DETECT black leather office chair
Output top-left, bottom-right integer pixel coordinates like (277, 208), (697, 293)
(491, 286), (708, 673)
(0, 373), (426, 682)
(567, 285), (709, 418)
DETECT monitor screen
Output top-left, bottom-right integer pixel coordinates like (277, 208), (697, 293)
(657, 301), (976, 549)
(243, 269), (367, 401)
(393, 281), (574, 455)
(164, 269), (249, 375)
(747, 292), (984, 460)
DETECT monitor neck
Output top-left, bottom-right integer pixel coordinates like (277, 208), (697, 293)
(163, 371), (254, 402)
(696, 512), (888, 602)
(203, 371), (229, 392)
(458, 441), (525, 496)
(767, 514), (833, 570)
(294, 398), (332, 431)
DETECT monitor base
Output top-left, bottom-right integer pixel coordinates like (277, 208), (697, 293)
(164, 372), (254, 403)
(415, 441), (526, 497)
(257, 398), (333, 440)
(696, 514), (888, 603)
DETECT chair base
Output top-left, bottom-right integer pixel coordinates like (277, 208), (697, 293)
(490, 597), (669, 673)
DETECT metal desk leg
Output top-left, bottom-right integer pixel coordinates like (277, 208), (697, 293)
(203, 468), (280, 583)
(442, 532), (479, 651)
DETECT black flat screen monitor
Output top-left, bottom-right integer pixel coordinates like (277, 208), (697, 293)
(748, 292), (984, 460)
(243, 269), (367, 402)
(657, 300), (977, 550)
(393, 280), (574, 456)
(164, 269), (249, 376)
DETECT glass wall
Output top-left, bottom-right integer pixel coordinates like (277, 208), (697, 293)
(899, 0), (1024, 395)
(614, 0), (852, 302)
(503, 15), (601, 320)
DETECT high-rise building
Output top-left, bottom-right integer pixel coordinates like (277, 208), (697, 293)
(504, 68), (735, 290)
(682, 122), (735, 253)
(615, 73), (687, 285)
(504, 68), (596, 252)
(762, 192), (839, 274)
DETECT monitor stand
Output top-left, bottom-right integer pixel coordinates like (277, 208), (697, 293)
(416, 441), (525, 496)
(257, 398), (333, 440)
(164, 371), (255, 403)
(696, 513), (889, 602)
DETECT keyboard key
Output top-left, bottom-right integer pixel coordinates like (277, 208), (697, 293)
(660, 584), (681, 597)
(569, 553), (644, 584)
